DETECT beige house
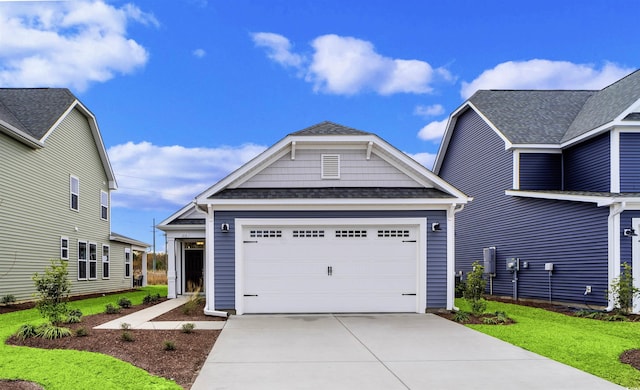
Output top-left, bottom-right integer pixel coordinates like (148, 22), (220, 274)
(0, 88), (148, 302)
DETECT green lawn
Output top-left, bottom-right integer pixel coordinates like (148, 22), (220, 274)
(457, 299), (640, 388)
(0, 286), (181, 390)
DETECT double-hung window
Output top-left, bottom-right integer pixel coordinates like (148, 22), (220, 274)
(78, 241), (87, 280)
(89, 243), (97, 280)
(102, 245), (110, 279)
(61, 237), (69, 260)
(100, 191), (108, 220)
(124, 248), (131, 278)
(70, 176), (79, 211)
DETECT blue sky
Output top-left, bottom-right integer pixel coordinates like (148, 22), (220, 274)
(1, 0), (638, 251)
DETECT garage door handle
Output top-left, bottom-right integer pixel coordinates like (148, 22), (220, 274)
(244, 294), (258, 297)
(402, 240), (416, 243)
(402, 293), (416, 296)
(328, 266), (332, 276)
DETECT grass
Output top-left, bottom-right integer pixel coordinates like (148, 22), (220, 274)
(146, 270), (167, 285)
(0, 285), (180, 390)
(456, 299), (640, 388)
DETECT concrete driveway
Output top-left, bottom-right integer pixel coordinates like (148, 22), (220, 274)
(191, 314), (623, 390)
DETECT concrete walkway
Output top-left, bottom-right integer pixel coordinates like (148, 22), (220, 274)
(93, 297), (225, 330)
(191, 314), (624, 390)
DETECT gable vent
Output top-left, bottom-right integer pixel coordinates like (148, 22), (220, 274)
(321, 154), (340, 179)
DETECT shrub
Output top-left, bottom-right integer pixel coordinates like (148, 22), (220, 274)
(37, 323), (72, 339)
(32, 260), (71, 326)
(75, 327), (89, 337)
(143, 293), (161, 304)
(105, 303), (121, 314)
(1, 294), (16, 305)
(163, 340), (176, 351)
(452, 311), (470, 323)
(65, 314), (82, 324)
(608, 262), (640, 314)
(463, 261), (487, 316)
(15, 324), (38, 340)
(181, 323), (196, 334)
(117, 297), (132, 309)
(120, 322), (132, 330)
(121, 331), (134, 342)
(68, 308), (83, 318)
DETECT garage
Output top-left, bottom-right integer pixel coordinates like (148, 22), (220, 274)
(238, 221), (424, 314)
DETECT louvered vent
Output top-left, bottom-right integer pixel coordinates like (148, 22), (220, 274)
(321, 154), (340, 179)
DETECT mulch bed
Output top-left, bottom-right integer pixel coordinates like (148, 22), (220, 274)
(5, 299), (222, 389)
(0, 289), (142, 314)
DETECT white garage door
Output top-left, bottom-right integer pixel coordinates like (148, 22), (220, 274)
(242, 224), (419, 313)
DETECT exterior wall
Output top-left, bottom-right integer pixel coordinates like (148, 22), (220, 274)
(439, 109), (609, 305)
(519, 153), (562, 190)
(0, 108), (130, 301)
(620, 132), (640, 192)
(620, 210), (640, 267)
(213, 209), (448, 310)
(238, 149), (421, 188)
(563, 132), (610, 192)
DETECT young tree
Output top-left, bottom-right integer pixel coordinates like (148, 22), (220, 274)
(464, 261), (487, 316)
(32, 260), (71, 325)
(609, 262), (640, 314)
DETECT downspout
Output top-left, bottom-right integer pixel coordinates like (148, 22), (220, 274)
(607, 201), (625, 312)
(448, 203), (466, 311)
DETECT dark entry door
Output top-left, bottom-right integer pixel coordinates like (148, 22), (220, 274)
(185, 249), (204, 292)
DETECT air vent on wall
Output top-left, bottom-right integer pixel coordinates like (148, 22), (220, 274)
(321, 154), (340, 179)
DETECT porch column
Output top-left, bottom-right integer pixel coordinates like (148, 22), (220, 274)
(166, 237), (177, 299)
(141, 250), (148, 287)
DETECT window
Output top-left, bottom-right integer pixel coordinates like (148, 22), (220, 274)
(102, 245), (110, 279)
(124, 248), (131, 278)
(321, 154), (340, 179)
(70, 176), (79, 211)
(89, 243), (97, 280)
(60, 237), (69, 260)
(249, 230), (282, 238)
(292, 230), (325, 238)
(78, 241), (87, 280)
(335, 230), (367, 238)
(100, 191), (109, 220)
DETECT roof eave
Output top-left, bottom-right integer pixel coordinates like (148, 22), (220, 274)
(0, 119), (44, 148)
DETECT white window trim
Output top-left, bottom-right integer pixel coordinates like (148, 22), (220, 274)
(100, 190), (109, 221)
(124, 248), (131, 278)
(78, 240), (87, 280)
(88, 242), (97, 280)
(60, 236), (69, 260)
(70, 175), (79, 211)
(102, 244), (110, 280)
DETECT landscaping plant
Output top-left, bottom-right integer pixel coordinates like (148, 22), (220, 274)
(181, 323), (195, 334)
(32, 260), (71, 326)
(1, 294), (16, 305)
(463, 261), (487, 316)
(608, 262), (640, 314)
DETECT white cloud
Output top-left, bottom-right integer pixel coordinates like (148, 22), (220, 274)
(108, 141), (267, 210)
(414, 104), (445, 118)
(193, 48), (206, 58)
(251, 32), (303, 68)
(405, 151), (437, 170)
(0, 1), (157, 91)
(252, 32), (452, 96)
(417, 118), (448, 142)
(461, 60), (634, 99)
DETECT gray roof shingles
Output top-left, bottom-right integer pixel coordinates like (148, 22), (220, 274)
(466, 69), (640, 145)
(210, 187), (453, 199)
(0, 88), (77, 140)
(289, 121), (372, 136)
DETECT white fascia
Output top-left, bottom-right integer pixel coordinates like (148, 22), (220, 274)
(505, 190), (609, 205)
(201, 198), (463, 207)
(0, 119), (44, 148)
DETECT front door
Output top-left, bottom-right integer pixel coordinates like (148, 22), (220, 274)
(184, 249), (204, 293)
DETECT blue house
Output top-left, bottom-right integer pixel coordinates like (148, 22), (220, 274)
(434, 70), (640, 311)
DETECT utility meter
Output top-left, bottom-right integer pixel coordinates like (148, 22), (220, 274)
(506, 258), (519, 272)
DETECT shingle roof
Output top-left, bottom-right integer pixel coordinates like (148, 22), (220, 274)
(289, 121), (371, 136)
(469, 90), (595, 144)
(466, 69), (640, 145)
(0, 88), (76, 140)
(210, 187), (453, 199)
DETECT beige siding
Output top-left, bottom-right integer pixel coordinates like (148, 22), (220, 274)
(0, 108), (131, 301)
(238, 149), (422, 188)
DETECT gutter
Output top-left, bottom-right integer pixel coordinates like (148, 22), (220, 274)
(449, 203), (466, 312)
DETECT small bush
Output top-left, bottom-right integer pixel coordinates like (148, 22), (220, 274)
(117, 297), (132, 309)
(68, 308), (83, 318)
(163, 340), (176, 351)
(121, 331), (134, 342)
(105, 303), (121, 314)
(452, 311), (470, 323)
(608, 262), (640, 314)
(32, 260), (71, 326)
(75, 327), (89, 337)
(65, 314), (82, 324)
(15, 324), (38, 340)
(604, 313), (628, 322)
(463, 261), (487, 316)
(482, 311), (511, 325)
(1, 294), (16, 305)
(120, 322), (132, 330)
(181, 323), (195, 334)
(37, 324), (72, 339)
(143, 293), (161, 304)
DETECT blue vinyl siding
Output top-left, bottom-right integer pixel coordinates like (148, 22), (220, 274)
(620, 210), (640, 269)
(620, 133), (640, 192)
(519, 153), (562, 190)
(563, 132), (610, 192)
(213, 209), (448, 310)
(439, 109), (609, 306)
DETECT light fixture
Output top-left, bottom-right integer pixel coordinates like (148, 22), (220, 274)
(221, 223), (230, 233)
(624, 228), (637, 237)
(431, 222), (441, 232)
